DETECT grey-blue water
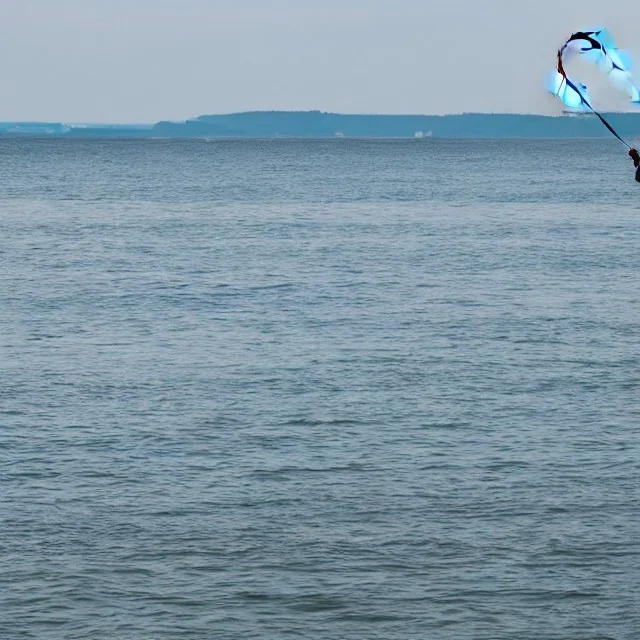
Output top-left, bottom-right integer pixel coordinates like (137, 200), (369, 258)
(2, 138), (640, 639)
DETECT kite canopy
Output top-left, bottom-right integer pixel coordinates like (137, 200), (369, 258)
(547, 29), (640, 112)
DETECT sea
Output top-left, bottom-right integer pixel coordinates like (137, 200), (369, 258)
(2, 138), (640, 640)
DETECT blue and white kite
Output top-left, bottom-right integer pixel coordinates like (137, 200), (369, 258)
(547, 29), (640, 148)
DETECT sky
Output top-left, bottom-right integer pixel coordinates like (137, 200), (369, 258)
(2, 0), (640, 122)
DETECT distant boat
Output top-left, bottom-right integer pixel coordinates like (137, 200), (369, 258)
(414, 130), (433, 138)
(562, 108), (594, 117)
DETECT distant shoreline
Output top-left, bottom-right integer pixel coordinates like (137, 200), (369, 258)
(2, 110), (640, 139)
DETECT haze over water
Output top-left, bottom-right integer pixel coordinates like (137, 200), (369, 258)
(2, 138), (640, 639)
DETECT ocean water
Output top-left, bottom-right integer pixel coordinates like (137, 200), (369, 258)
(2, 138), (640, 640)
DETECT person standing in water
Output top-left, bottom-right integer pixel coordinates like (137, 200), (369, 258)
(629, 148), (640, 182)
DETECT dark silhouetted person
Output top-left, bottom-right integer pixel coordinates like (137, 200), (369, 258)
(629, 148), (640, 182)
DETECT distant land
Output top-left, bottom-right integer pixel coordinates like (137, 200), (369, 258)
(2, 111), (640, 139)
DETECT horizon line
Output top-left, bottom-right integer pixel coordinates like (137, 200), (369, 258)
(0, 110), (605, 126)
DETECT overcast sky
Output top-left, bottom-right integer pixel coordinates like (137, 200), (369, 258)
(1, 0), (639, 122)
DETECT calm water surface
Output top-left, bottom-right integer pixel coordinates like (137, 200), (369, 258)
(2, 138), (640, 639)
